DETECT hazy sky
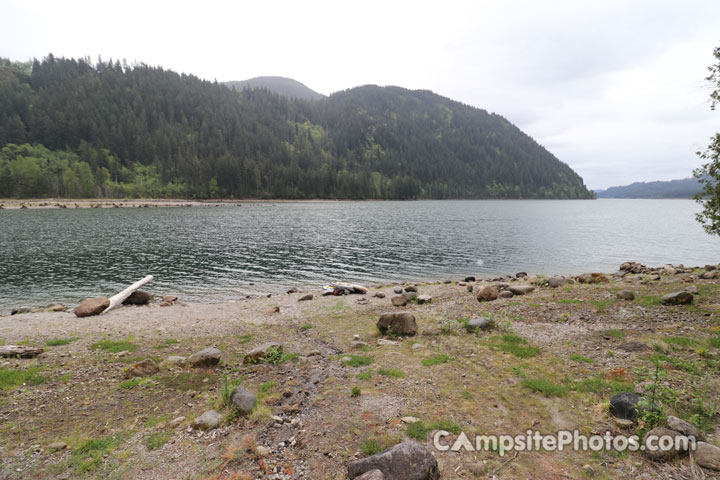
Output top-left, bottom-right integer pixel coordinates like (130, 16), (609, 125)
(2, 0), (719, 189)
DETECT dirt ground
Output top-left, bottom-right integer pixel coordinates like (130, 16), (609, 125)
(1, 267), (719, 479)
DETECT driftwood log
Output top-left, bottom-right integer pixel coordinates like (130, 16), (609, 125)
(102, 275), (154, 314)
(0, 345), (44, 358)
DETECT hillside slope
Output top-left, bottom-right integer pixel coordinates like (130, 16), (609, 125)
(597, 177), (702, 198)
(224, 76), (325, 101)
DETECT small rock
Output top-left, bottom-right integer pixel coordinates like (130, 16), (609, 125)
(547, 276), (565, 288)
(685, 285), (699, 295)
(700, 270), (717, 279)
(48, 441), (67, 452)
(287, 287), (299, 294)
(662, 291), (693, 305)
(401, 416), (421, 424)
(230, 385), (257, 416)
(467, 317), (494, 331)
(581, 464), (596, 477)
(159, 355), (186, 369)
(75, 297), (110, 317)
(508, 284), (535, 296)
(393, 287), (403, 294)
(376, 313), (417, 336)
(391, 296), (407, 307)
(666, 416), (704, 441)
(458, 281), (467, 286)
(643, 426), (689, 461)
(124, 358), (160, 379)
(610, 392), (641, 420)
(377, 339), (400, 346)
(162, 295), (178, 303)
(498, 290), (513, 299)
(267, 306), (280, 314)
(613, 418), (635, 428)
(46, 303), (66, 312)
(404, 286), (418, 293)
(416, 295), (432, 304)
(475, 285), (498, 302)
(188, 347), (222, 368)
(616, 290), (635, 301)
(122, 290), (151, 305)
(466, 285), (473, 293)
(695, 442), (720, 471)
(356, 469), (385, 480)
(243, 342), (282, 364)
(193, 410), (222, 430)
(576, 273), (610, 284)
(11, 306), (32, 315)
(256, 445), (271, 457)
(374, 293), (386, 298)
(421, 328), (442, 337)
(465, 463), (486, 476)
(464, 276), (476, 283)
(515, 272), (527, 278)
(411, 343), (424, 350)
(298, 293), (313, 301)
(351, 341), (369, 349)
(346, 440), (439, 480)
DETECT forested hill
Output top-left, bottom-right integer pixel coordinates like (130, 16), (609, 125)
(224, 76), (325, 101)
(597, 177), (702, 198)
(0, 56), (593, 200)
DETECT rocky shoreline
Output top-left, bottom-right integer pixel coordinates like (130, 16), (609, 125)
(1, 262), (719, 479)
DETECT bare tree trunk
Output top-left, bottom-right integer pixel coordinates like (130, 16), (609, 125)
(102, 275), (154, 314)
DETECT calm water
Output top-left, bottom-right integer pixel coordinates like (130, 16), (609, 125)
(1, 200), (718, 311)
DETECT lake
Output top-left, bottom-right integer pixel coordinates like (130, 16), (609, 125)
(1, 199), (718, 311)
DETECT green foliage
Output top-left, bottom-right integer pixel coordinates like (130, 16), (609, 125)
(91, 339), (137, 353)
(117, 378), (143, 389)
(377, 368), (405, 378)
(361, 438), (380, 456)
(574, 375), (634, 396)
(343, 355), (374, 367)
(488, 335), (541, 358)
(0, 57), (593, 200)
(406, 419), (461, 441)
(662, 336), (697, 347)
(650, 353), (701, 375)
(521, 378), (568, 397)
(46, 337), (79, 346)
(0, 367), (46, 390)
(635, 295), (663, 307)
(602, 329), (626, 339)
(694, 44), (720, 235)
(350, 386), (361, 397)
(569, 353), (594, 363)
(356, 369), (372, 380)
(422, 354), (451, 366)
(154, 339), (179, 349)
(709, 336), (720, 348)
(72, 435), (124, 473)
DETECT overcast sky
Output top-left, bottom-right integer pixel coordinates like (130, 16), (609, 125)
(2, 0), (718, 189)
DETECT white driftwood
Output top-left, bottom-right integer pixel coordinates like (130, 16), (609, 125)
(102, 275), (154, 314)
(0, 345), (44, 358)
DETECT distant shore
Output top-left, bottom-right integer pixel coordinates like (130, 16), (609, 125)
(0, 198), (359, 209)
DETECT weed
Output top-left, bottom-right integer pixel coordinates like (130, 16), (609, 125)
(238, 334), (253, 344)
(709, 336), (720, 349)
(650, 354), (701, 375)
(91, 339), (137, 353)
(635, 295), (663, 307)
(351, 386), (361, 397)
(488, 335), (541, 358)
(377, 368), (405, 378)
(144, 414), (169, 428)
(591, 299), (614, 312)
(72, 435), (124, 473)
(300, 324), (313, 331)
(521, 378), (568, 397)
(144, 431), (171, 451)
(343, 355), (374, 367)
(406, 419), (461, 441)
(361, 438), (380, 456)
(602, 329), (625, 339)
(575, 375), (633, 397)
(422, 354), (451, 366)
(356, 370), (372, 380)
(0, 367), (46, 390)
(154, 339), (179, 349)
(117, 378), (143, 389)
(258, 380), (277, 393)
(662, 336), (698, 347)
(569, 353), (594, 363)
(220, 376), (244, 409)
(461, 389), (473, 400)
(46, 337), (79, 346)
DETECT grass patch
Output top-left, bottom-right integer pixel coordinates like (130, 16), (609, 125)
(117, 378), (143, 389)
(258, 380), (277, 393)
(343, 355), (374, 367)
(461, 389), (474, 399)
(556, 298), (583, 304)
(406, 419), (462, 440)
(635, 295), (663, 307)
(488, 335), (541, 358)
(72, 435), (124, 473)
(0, 367), (46, 390)
(300, 324), (313, 331)
(377, 368), (405, 378)
(651, 354), (701, 375)
(662, 336), (698, 347)
(91, 339), (137, 353)
(351, 386), (361, 397)
(422, 354), (451, 367)
(356, 369), (372, 380)
(361, 438), (380, 456)
(144, 431), (171, 451)
(521, 377), (568, 397)
(46, 337), (79, 346)
(602, 329), (625, 339)
(569, 353), (594, 363)
(574, 375), (634, 396)
(591, 299), (614, 312)
(238, 334), (253, 344)
(157, 372), (215, 391)
(709, 336), (720, 349)
(144, 414), (169, 428)
(154, 339), (179, 349)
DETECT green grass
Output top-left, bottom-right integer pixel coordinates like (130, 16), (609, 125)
(46, 337), (79, 346)
(377, 368), (405, 378)
(556, 299), (583, 304)
(422, 354), (451, 367)
(238, 334), (253, 344)
(461, 389), (474, 399)
(406, 419), (462, 440)
(300, 324), (314, 331)
(651, 354), (701, 375)
(117, 378), (143, 389)
(351, 386), (361, 397)
(602, 329), (626, 339)
(144, 431), (171, 451)
(153, 339), (179, 349)
(569, 353), (594, 363)
(342, 355), (374, 367)
(488, 335), (541, 358)
(144, 414), (169, 428)
(258, 380), (277, 393)
(591, 299), (614, 312)
(91, 339), (137, 353)
(521, 378), (568, 397)
(662, 336), (698, 347)
(356, 369), (372, 380)
(157, 372), (216, 391)
(361, 438), (380, 456)
(635, 295), (663, 307)
(574, 375), (634, 396)
(72, 435), (124, 473)
(709, 336), (720, 348)
(0, 367), (46, 390)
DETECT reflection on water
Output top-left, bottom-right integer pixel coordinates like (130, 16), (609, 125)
(0, 200), (718, 310)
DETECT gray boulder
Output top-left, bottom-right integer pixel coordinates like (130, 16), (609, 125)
(193, 410), (222, 430)
(616, 290), (635, 300)
(11, 306), (32, 315)
(498, 290), (514, 299)
(404, 285), (418, 293)
(159, 355), (186, 370)
(188, 347), (222, 368)
(230, 385), (257, 416)
(662, 291), (693, 305)
(356, 469), (385, 480)
(377, 312), (417, 336)
(467, 317), (494, 331)
(666, 415), (704, 441)
(547, 276), (565, 288)
(347, 441), (439, 480)
(393, 286), (403, 294)
(643, 426), (690, 461)
(695, 442), (720, 471)
(298, 293), (313, 301)
(416, 295), (432, 305)
(610, 392), (641, 420)
(391, 296), (407, 307)
(508, 284), (535, 296)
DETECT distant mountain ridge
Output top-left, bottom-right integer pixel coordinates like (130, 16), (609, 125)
(597, 177), (702, 198)
(223, 76), (325, 101)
